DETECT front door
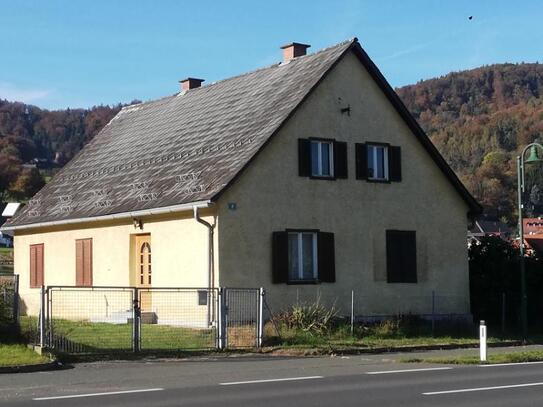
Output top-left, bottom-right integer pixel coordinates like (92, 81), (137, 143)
(135, 234), (152, 311)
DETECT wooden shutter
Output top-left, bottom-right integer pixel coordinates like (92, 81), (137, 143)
(386, 230), (417, 283)
(333, 141), (348, 179)
(272, 232), (289, 283)
(76, 239), (93, 286)
(30, 244), (44, 288)
(76, 240), (84, 285)
(389, 146), (402, 182)
(298, 139), (311, 177)
(355, 143), (368, 180)
(318, 232), (335, 282)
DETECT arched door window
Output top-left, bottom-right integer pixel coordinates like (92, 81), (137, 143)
(140, 242), (152, 285)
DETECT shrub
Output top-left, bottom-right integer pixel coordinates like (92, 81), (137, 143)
(271, 298), (339, 336)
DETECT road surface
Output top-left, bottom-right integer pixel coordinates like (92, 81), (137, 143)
(2, 351), (543, 406)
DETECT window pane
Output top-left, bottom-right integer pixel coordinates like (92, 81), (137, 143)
(375, 147), (384, 179)
(288, 234), (300, 280)
(367, 146), (375, 178)
(302, 233), (315, 280)
(311, 141), (319, 176)
(321, 143), (330, 176)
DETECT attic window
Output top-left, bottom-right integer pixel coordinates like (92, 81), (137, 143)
(311, 140), (334, 178)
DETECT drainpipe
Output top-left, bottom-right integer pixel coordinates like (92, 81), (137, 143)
(193, 206), (215, 324)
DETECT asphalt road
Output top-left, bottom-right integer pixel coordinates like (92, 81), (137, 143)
(2, 351), (543, 406)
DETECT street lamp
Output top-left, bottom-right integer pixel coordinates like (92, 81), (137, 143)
(517, 142), (543, 341)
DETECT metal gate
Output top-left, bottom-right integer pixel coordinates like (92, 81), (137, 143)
(41, 286), (263, 354)
(137, 288), (220, 351)
(45, 286), (135, 353)
(221, 288), (263, 348)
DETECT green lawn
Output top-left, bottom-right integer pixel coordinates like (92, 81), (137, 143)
(403, 350), (543, 365)
(0, 344), (49, 367)
(21, 316), (217, 352)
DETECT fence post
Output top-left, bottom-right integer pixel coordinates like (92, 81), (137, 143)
(39, 286), (45, 348)
(132, 288), (141, 353)
(218, 288), (228, 350)
(13, 274), (19, 325)
(257, 288), (264, 347)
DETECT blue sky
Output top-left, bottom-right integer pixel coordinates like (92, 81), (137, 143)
(0, 0), (541, 110)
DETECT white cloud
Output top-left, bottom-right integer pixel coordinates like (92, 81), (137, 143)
(0, 82), (53, 104)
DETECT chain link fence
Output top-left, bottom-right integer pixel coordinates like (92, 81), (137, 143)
(0, 274), (19, 336)
(39, 286), (262, 354)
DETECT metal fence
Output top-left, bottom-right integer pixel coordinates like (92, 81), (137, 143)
(0, 274), (19, 335)
(39, 286), (263, 354)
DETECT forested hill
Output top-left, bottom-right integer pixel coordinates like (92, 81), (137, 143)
(1, 63), (543, 222)
(396, 63), (543, 222)
(0, 101), (121, 201)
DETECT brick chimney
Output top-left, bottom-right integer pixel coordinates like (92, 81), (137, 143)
(280, 42), (310, 61)
(179, 77), (204, 92)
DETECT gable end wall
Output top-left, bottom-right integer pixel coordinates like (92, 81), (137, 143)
(216, 51), (470, 317)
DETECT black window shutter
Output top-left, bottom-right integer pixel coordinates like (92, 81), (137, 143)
(386, 230), (417, 283)
(355, 143), (368, 180)
(333, 141), (348, 179)
(298, 139), (311, 177)
(389, 146), (402, 182)
(318, 232), (335, 282)
(272, 231), (289, 283)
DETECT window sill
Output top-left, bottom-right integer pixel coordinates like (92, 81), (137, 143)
(287, 280), (321, 285)
(366, 178), (391, 184)
(309, 175), (336, 181)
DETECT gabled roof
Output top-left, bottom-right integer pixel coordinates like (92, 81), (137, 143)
(4, 38), (480, 230)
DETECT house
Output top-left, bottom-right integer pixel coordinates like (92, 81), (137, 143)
(523, 218), (543, 254)
(0, 203), (18, 248)
(1, 38), (480, 320)
(468, 218), (511, 245)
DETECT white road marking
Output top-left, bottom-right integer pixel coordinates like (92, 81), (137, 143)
(479, 361), (543, 367)
(423, 382), (543, 395)
(366, 367), (453, 375)
(33, 388), (164, 401)
(220, 376), (324, 386)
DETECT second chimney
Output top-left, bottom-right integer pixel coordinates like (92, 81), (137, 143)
(280, 42), (310, 62)
(179, 77), (205, 92)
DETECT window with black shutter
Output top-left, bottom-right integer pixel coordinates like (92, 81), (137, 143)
(272, 230), (336, 284)
(386, 230), (417, 283)
(298, 138), (348, 180)
(356, 142), (402, 183)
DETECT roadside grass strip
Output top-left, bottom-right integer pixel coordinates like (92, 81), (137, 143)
(33, 388), (164, 401)
(220, 376), (324, 386)
(423, 382), (543, 396)
(478, 361), (543, 367)
(0, 344), (50, 367)
(403, 350), (543, 365)
(367, 367), (453, 375)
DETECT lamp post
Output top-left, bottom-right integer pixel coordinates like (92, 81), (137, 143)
(517, 142), (543, 341)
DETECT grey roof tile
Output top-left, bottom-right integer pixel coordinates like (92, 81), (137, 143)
(7, 39), (355, 227)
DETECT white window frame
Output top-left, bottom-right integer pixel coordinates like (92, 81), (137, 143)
(367, 144), (389, 181)
(288, 232), (318, 281)
(310, 140), (334, 178)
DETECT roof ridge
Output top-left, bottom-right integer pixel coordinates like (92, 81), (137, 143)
(185, 37), (358, 92)
(118, 38), (358, 111)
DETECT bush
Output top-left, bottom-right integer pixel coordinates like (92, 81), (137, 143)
(271, 298), (339, 336)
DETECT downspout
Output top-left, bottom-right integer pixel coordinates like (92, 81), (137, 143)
(193, 206), (216, 324)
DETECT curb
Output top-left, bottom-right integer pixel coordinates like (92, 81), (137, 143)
(261, 341), (525, 356)
(0, 361), (61, 374)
